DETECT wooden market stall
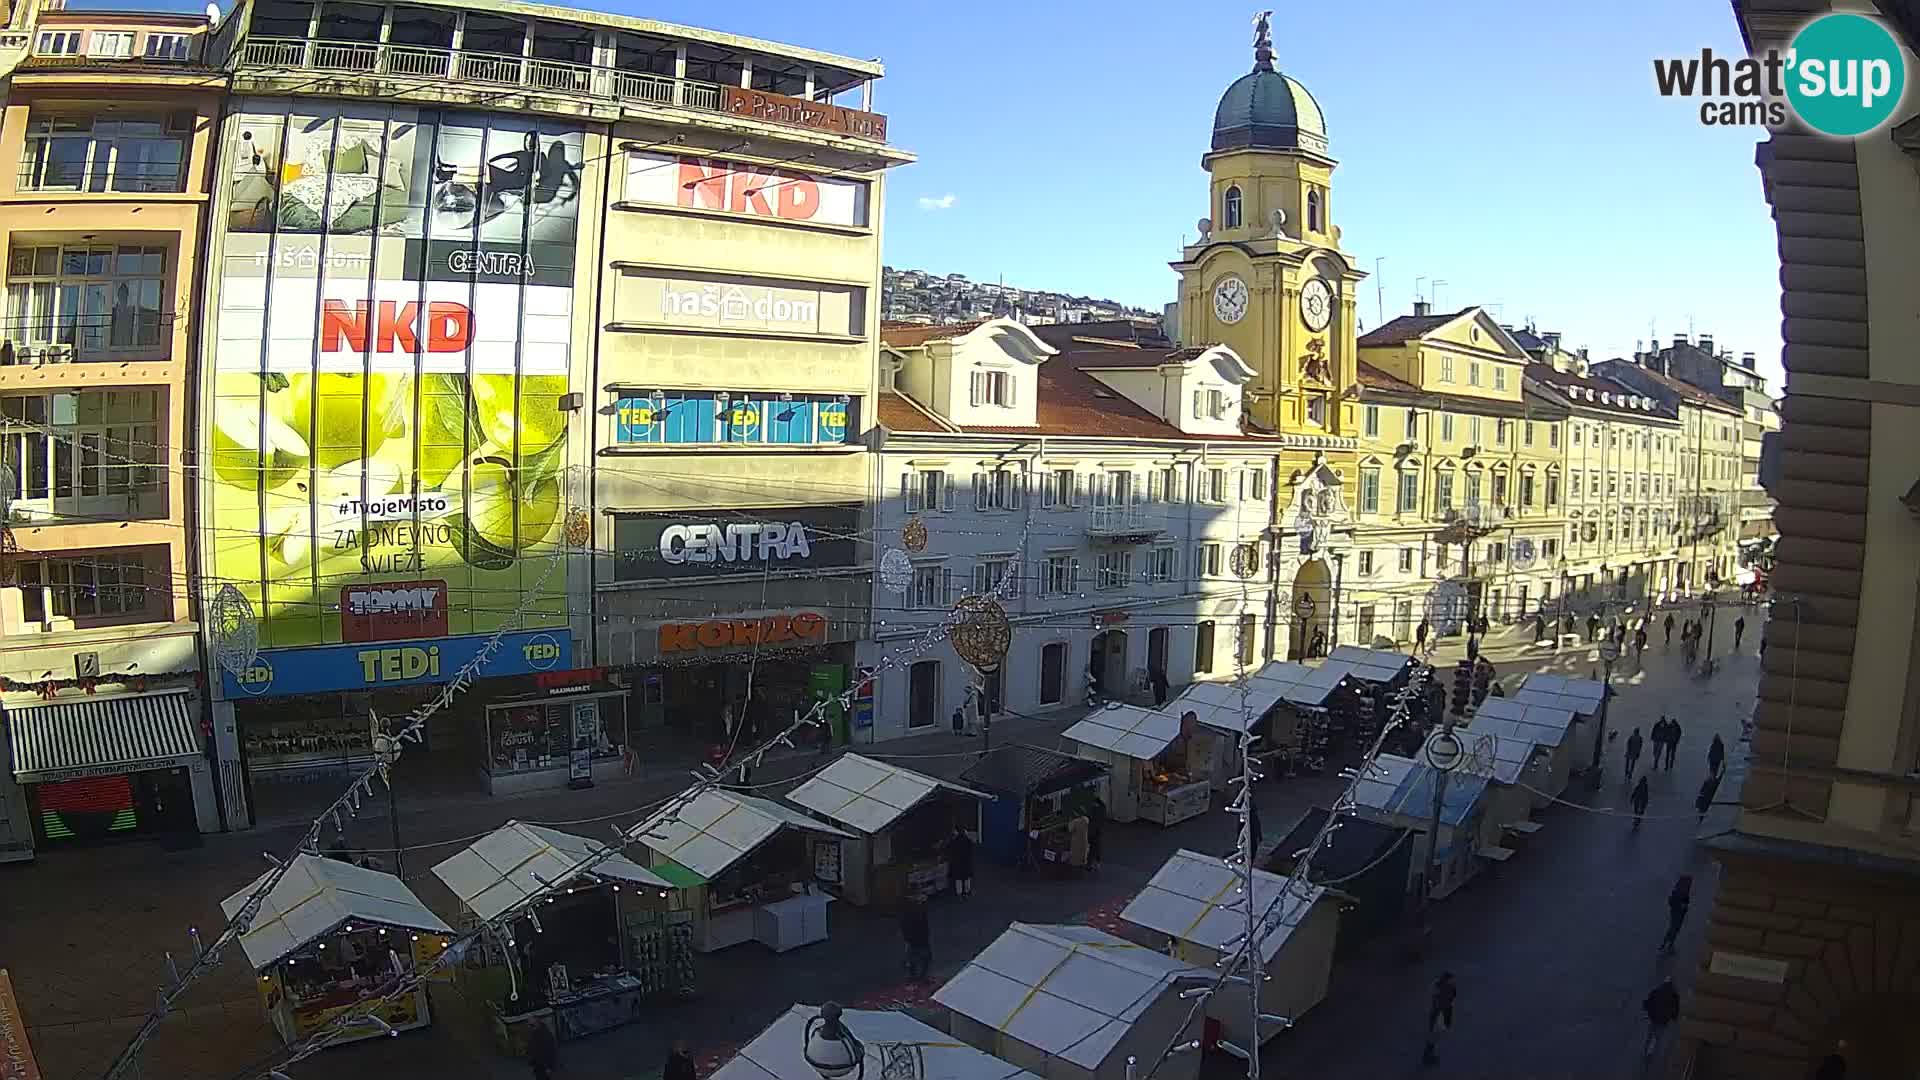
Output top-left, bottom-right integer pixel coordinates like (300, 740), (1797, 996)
(430, 820), (689, 1052)
(1511, 674), (1608, 773)
(1267, 809), (1410, 945)
(221, 854), (453, 1048)
(1351, 754), (1501, 900)
(959, 745), (1109, 869)
(1433, 727), (1547, 851)
(1467, 697), (1580, 804)
(1120, 849), (1341, 1052)
(1062, 704), (1211, 826)
(631, 789), (852, 954)
(713, 1004), (1040, 1080)
(934, 922), (1206, 1080)
(782, 754), (993, 907)
(1172, 662), (1311, 790)
(1324, 645), (1416, 686)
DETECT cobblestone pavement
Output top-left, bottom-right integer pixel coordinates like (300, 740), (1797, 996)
(0, 603), (1759, 1080)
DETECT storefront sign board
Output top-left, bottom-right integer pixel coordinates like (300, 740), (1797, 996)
(613, 503), (860, 581)
(720, 87), (889, 142)
(657, 613), (827, 654)
(223, 631), (571, 698)
(624, 152), (869, 227)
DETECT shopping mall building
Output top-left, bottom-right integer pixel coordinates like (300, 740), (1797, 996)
(191, 0), (906, 826)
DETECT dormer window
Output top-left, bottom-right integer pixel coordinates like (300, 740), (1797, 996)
(1307, 189), (1323, 233)
(1193, 388), (1227, 420)
(1223, 186), (1243, 229)
(970, 369), (1014, 408)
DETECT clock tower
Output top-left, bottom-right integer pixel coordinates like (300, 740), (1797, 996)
(1171, 11), (1367, 441)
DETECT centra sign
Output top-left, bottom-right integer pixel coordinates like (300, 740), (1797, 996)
(660, 522), (813, 565)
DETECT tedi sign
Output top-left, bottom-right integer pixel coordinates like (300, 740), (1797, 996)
(660, 521), (812, 565)
(1653, 13), (1906, 135)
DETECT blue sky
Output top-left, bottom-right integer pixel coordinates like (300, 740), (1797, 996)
(95, 0), (1783, 384)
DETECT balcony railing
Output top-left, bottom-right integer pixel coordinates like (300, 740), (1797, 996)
(237, 38), (831, 138)
(1087, 505), (1162, 539)
(0, 313), (175, 366)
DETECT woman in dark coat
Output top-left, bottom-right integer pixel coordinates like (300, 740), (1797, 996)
(944, 826), (975, 898)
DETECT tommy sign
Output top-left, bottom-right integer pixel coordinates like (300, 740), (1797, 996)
(613, 503), (859, 581)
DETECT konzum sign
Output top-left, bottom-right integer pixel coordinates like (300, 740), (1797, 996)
(658, 611), (828, 653)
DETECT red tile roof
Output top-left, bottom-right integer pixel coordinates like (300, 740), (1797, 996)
(1357, 309), (1470, 346)
(1525, 362), (1678, 420)
(875, 390), (953, 433)
(1356, 361), (1419, 393)
(1596, 361), (1743, 416)
(879, 321), (987, 347)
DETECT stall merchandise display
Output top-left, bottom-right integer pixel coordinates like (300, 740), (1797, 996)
(550, 972), (646, 1041)
(624, 911), (695, 997)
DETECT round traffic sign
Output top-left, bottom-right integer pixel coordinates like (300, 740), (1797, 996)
(1425, 730), (1465, 772)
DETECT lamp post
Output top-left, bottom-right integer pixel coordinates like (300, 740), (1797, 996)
(1420, 725), (1464, 912)
(1329, 551), (1346, 651)
(1590, 639), (1620, 784)
(1295, 591), (1318, 659)
(1700, 588), (1719, 676)
(804, 1003), (865, 1080)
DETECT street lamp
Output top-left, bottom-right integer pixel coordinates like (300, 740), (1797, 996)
(1700, 590), (1719, 675)
(1590, 638), (1620, 785)
(803, 1003), (864, 1080)
(1330, 551), (1347, 651)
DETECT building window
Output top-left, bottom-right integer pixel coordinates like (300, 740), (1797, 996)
(1158, 466), (1181, 504)
(1465, 470), (1482, 506)
(1149, 545), (1176, 582)
(617, 392), (852, 447)
(1405, 408), (1419, 440)
(973, 468), (1023, 511)
(1202, 467), (1228, 503)
(1238, 613), (1258, 666)
(1495, 366), (1509, 391)
(1200, 542), (1223, 577)
(1435, 470), (1455, 512)
(35, 30), (80, 55)
(1487, 541), (1506, 565)
(1042, 553), (1079, 596)
(1205, 388), (1227, 419)
(1607, 475), (1618, 499)
(1041, 468), (1077, 508)
(1364, 405), (1380, 438)
(1, 391), (161, 513)
(1359, 467), (1380, 513)
(1542, 538), (1559, 559)
(1520, 472), (1535, 507)
(6, 244), (170, 361)
(1524, 420), (1535, 447)
(1496, 419), (1510, 446)
(1549, 424), (1561, 448)
(88, 31), (134, 58)
(1437, 545), (1450, 570)
(1397, 470), (1419, 514)
(970, 369), (1014, 407)
(1358, 550), (1374, 575)
(14, 551), (154, 623)
(908, 660), (940, 728)
(1195, 621), (1216, 674)
(1440, 356), (1455, 383)
(1469, 360), (1482, 387)
(1306, 189), (1322, 232)
(1440, 414), (1455, 443)
(903, 469), (950, 513)
(1492, 470), (1508, 506)
(1469, 416), (1483, 447)
(1572, 424), (1582, 446)
(911, 564), (952, 609)
(143, 32), (192, 60)
(1398, 548), (1414, 573)
(974, 556), (1018, 595)
(1095, 551), (1131, 590)
(1306, 394), (1328, 427)
(1223, 185), (1243, 229)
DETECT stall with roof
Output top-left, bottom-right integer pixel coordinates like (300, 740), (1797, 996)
(1434, 727), (1546, 849)
(1351, 754), (1500, 900)
(1173, 662), (1314, 789)
(631, 789), (853, 954)
(783, 754), (994, 907)
(222, 853), (453, 1047)
(714, 1003), (1040, 1080)
(934, 922), (1207, 1080)
(1510, 674), (1608, 772)
(1465, 696), (1580, 805)
(430, 820), (689, 1051)
(960, 745), (1109, 868)
(1120, 849), (1340, 1052)
(1062, 704), (1210, 826)
(1324, 645), (1416, 739)
(1267, 808), (1410, 943)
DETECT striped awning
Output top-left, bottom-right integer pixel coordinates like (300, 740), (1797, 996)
(7, 691), (200, 783)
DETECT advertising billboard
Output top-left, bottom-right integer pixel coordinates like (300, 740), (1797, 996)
(623, 151), (869, 227)
(210, 101), (583, 649)
(609, 502), (861, 581)
(220, 630), (571, 699)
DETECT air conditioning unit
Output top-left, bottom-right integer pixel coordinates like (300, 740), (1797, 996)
(1461, 445), (1479, 459)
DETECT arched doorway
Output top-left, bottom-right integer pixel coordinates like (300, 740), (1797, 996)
(1089, 628), (1129, 700)
(1288, 558), (1332, 660)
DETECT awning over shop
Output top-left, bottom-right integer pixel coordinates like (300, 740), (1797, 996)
(1062, 704), (1181, 761)
(1122, 849), (1325, 963)
(1470, 697), (1578, 747)
(784, 754), (993, 835)
(1511, 674), (1607, 717)
(1175, 662), (1312, 734)
(221, 853), (452, 971)
(633, 789), (853, 881)
(431, 820), (673, 921)
(959, 745), (1107, 800)
(934, 922), (1203, 1073)
(714, 1004), (1041, 1080)
(7, 690), (199, 783)
(1324, 645), (1414, 684)
(1281, 662), (1352, 707)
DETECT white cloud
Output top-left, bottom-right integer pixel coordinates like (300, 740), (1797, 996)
(917, 194), (957, 211)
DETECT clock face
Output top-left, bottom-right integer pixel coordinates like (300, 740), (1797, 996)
(1212, 275), (1249, 325)
(1300, 277), (1334, 333)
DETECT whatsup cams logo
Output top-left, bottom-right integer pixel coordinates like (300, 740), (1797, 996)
(1654, 12), (1907, 136)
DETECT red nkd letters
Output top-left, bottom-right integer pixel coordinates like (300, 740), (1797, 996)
(676, 159), (821, 221)
(321, 299), (473, 353)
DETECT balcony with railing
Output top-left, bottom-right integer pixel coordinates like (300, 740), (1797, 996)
(0, 312), (176, 367)
(234, 36), (890, 145)
(1087, 504), (1163, 542)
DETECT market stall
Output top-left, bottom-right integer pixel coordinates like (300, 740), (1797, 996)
(1172, 662), (1310, 790)
(1062, 704), (1210, 826)
(221, 853), (453, 1047)
(1465, 697), (1579, 805)
(1268, 809), (1410, 944)
(934, 922), (1206, 1080)
(1437, 727), (1547, 844)
(1324, 645), (1416, 686)
(1511, 674), (1607, 777)
(431, 820), (689, 1051)
(782, 754), (993, 907)
(632, 789), (852, 954)
(1121, 849), (1339, 1051)
(959, 745), (1109, 868)
(714, 1003), (1040, 1080)
(1351, 754), (1499, 900)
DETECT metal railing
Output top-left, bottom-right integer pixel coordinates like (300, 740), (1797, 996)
(237, 37), (806, 132)
(1087, 505), (1159, 534)
(16, 159), (187, 195)
(0, 313), (176, 365)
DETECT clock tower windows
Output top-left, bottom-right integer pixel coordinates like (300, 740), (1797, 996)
(1223, 185), (1243, 229)
(1307, 189), (1324, 233)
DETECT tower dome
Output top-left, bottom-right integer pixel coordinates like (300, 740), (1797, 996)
(1211, 12), (1327, 154)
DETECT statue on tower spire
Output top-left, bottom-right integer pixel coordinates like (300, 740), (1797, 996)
(1252, 10), (1275, 71)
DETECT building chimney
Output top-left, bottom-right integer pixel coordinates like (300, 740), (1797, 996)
(1413, 300), (1432, 317)
(1741, 350), (1756, 369)
(1673, 333), (1689, 348)
(1698, 334), (1714, 354)
(1543, 331), (1561, 351)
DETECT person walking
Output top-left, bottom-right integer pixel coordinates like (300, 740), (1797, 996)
(1708, 733), (1726, 778)
(1696, 772), (1722, 823)
(1150, 666), (1169, 707)
(1625, 727), (1644, 782)
(1647, 718), (1668, 769)
(1665, 718), (1685, 770)
(900, 895), (932, 981)
(1630, 775), (1650, 828)
(1660, 874), (1693, 954)
(1633, 625), (1648, 660)
(526, 1019), (559, 1080)
(1643, 977), (1680, 1059)
(664, 1041), (698, 1080)
(944, 825), (975, 899)
(1663, 612), (1675, 647)
(1587, 613), (1602, 643)
(1422, 971), (1457, 1066)
(1415, 619), (1430, 656)
(1734, 615), (1747, 651)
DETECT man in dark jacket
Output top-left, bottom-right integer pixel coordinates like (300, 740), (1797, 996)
(1696, 772), (1722, 823)
(1660, 874), (1693, 954)
(664, 1040), (698, 1080)
(944, 826), (975, 898)
(1625, 727), (1644, 782)
(1734, 615), (1747, 650)
(1663, 612), (1675, 646)
(1630, 775), (1650, 828)
(1150, 667), (1170, 707)
(1422, 971), (1456, 1066)
(1708, 733), (1726, 777)
(1587, 614), (1602, 643)
(526, 1019), (558, 1080)
(901, 896), (931, 980)
(1643, 977), (1680, 1057)
(1665, 718), (1685, 770)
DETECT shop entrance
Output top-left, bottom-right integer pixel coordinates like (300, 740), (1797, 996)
(632, 647), (845, 766)
(1147, 627), (1169, 682)
(908, 660), (941, 729)
(28, 767), (194, 846)
(1089, 629), (1128, 700)
(1039, 643), (1065, 707)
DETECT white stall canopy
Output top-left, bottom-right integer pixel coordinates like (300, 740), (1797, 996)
(430, 820), (672, 921)
(714, 1004), (1040, 1080)
(1281, 662), (1353, 707)
(1174, 662), (1311, 734)
(1121, 849), (1325, 963)
(1354, 754), (1488, 828)
(1471, 697), (1579, 749)
(634, 789), (853, 880)
(935, 922), (1203, 1076)
(1324, 645), (1414, 684)
(221, 853), (452, 971)
(1447, 725), (1548, 785)
(1062, 705), (1182, 762)
(1511, 674), (1607, 717)
(784, 754), (993, 835)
